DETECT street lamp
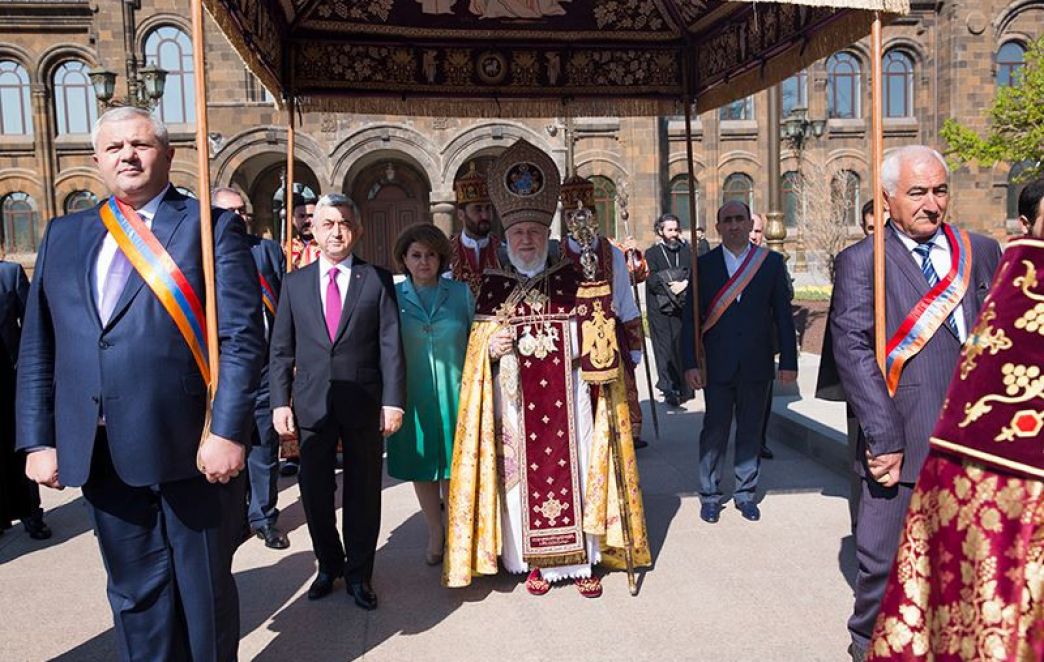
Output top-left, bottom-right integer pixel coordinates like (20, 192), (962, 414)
(781, 106), (826, 151)
(89, 64), (168, 109)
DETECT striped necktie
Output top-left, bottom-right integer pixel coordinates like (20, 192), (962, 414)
(913, 243), (960, 338)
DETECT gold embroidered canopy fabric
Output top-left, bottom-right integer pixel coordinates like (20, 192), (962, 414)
(203, 0), (908, 117)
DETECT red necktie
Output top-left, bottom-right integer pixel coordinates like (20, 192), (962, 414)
(325, 268), (342, 341)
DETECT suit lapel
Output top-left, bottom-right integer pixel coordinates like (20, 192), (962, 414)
(885, 226), (929, 298)
(399, 277), (423, 316)
(104, 189), (189, 330)
(335, 258), (369, 344)
(81, 207), (108, 331)
(303, 263), (327, 343)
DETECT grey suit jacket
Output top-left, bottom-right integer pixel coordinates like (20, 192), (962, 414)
(828, 223), (1001, 482)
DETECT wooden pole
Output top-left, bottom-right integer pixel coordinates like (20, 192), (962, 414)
(683, 99), (705, 378)
(870, 13), (886, 372)
(284, 94), (296, 272)
(189, 0), (219, 388)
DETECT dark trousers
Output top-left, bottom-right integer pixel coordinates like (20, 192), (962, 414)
(845, 406), (864, 534)
(758, 378), (774, 450)
(648, 311), (693, 400)
(848, 478), (914, 648)
(698, 380), (770, 505)
(246, 403), (280, 529)
(81, 430), (245, 662)
(298, 391), (383, 582)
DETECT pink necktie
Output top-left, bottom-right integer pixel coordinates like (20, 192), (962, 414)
(325, 268), (342, 341)
(99, 248), (132, 325)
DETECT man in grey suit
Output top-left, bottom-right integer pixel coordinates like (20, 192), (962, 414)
(829, 145), (1001, 661)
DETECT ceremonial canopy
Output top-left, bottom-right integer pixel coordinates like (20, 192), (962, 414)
(202, 0), (908, 117)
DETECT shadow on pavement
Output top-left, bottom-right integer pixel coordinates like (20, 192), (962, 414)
(48, 631), (117, 661)
(0, 495), (94, 564)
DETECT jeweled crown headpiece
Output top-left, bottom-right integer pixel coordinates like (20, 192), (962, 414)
(453, 162), (489, 206)
(487, 138), (561, 229)
(560, 174), (595, 213)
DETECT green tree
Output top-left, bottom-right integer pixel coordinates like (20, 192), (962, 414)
(940, 36), (1044, 180)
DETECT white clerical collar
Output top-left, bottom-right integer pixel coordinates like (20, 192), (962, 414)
(460, 231), (490, 250)
(133, 184), (170, 222)
(723, 242), (752, 261)
(319, 254), (353, 278)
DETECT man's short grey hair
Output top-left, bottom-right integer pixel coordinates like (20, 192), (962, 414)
(881, 145), (949, 195)
(212, 186), (246, 202)
(91, 106), (170, 151)
(314, 193), (361, 220)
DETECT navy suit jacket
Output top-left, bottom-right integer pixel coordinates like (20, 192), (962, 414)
(680, 245), (797, 384)
(15, 188), (265, 487)
(249, 235), (285, 409)
(0, 260), (29, 369)
(269, 256), (406, 430)
(828, 223), (1001, 482)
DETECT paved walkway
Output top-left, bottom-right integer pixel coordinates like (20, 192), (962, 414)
(0, 357), (858, 661)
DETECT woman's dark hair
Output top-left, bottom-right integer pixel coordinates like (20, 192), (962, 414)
(1018, 178), (1044, 222)
(393, 223), (452, 275)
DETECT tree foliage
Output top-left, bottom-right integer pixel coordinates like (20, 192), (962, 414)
(940, 36), (1044, 180)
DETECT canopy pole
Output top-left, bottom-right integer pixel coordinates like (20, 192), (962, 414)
(682, 94), (705, 378)
(284, 93), (296, 272)
(190, 0), (219, 387)
(870, 12), (886, 372)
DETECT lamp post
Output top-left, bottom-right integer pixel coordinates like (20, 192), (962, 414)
(88, 64), (168, 109)
(780, 105), (826, 272)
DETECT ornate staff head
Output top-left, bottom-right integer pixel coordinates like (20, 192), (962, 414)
(561, 174), (600, 282)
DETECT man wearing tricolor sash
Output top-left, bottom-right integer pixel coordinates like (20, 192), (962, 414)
(17, 107), (265, 662)
(828, 145), (1001, 662)
(444, 139), (651, 598)
(679, 200), (798, 525)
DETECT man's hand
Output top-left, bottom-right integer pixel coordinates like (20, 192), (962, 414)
(866, 450), (903, 488)
(273, 406), (297, 441)
(778, 369), (798, 385)
(489, 328), (513, 360)
(25, 448), (63, 490)
(684, 368), (704, 391)
(381, 408), (404, 437)
(197, 434), (246, 484)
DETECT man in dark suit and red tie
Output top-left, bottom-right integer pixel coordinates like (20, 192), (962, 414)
(16, 106), (264, 661)
(269, 193), (406, 610)
(827, 145), (1001, 662)
(214, 187), (290, 550)
(680, 200), (798, 524)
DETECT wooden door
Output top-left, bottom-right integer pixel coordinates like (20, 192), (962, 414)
(352, 162), (429, 272)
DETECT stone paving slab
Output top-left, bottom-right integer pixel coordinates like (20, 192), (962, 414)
(0, 354), (858, 661)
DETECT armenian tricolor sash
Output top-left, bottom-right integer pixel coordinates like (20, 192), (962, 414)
(99, 197), (210, 383)
(884, 224), (973, 396)
(259, 272), (277, 316)
(703, 245), (769, 334)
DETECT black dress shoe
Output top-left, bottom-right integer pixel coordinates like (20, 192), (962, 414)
(23, 513), (52, 540)
(664, 393), (681, 407)
(760, 446), (774, 460)
(279, 460), (299, 477)
(737, 502), (761, 522)
(699, 502), (722, 524)
(347, 581), (378, 610)
(633, 438), (649, 449)
(307, 571), (340, 600)
(254, 524), (290, 549)
(848, 642), (867, 662)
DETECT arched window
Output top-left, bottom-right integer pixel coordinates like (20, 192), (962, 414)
(997, 42), (1026, 88)
(832, 170), (862, 227)
(827, 52), (862, 119)
(720, 95), (754, 121)
(669, 174), (700, 231)
(0, 60), (33, 136)
(145, 26), (195, 124)
(1007, 161), (1031, 219)
(782, 171), (801, 228)
(723, 173), (754, 209)
(1, 192), (39, 253)
(53, 60), (98, 135)
(590, 175), (617, 238)
(64, 190), (99, 213)
(883, 50), (914, 118)
(781, 70), (808, 118)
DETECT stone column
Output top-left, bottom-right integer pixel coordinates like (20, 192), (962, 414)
(764, 84), (788, 262)
(30, 84), (57, 221)
(430, 195), (455, 236)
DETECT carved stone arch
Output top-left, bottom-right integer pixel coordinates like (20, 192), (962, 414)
(993, 0), (1044, 39)
(575, 153), (630, 181)
(212, 126), (330, 189)
(331, 124), (440, 195)
(825, 149), (869, 172)
(667, 153), (706, 180)
(0, 170), (45, 199)
(169, 168), (200, 195)
(718, 150), (761, 170)
(54, 168), (105, 209)
(0, 45), (38, 82)
(882, 38), (926, 71)
(136, 13), (193, 55)
(440, 121), (553, 191)
(36, 44), (97, 84)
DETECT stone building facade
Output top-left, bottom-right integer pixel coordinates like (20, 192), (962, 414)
(0, 0), (1039, 275)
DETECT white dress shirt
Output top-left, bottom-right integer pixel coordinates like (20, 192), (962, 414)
(318, 253), (353, 311)
(459, 231), (490, 264)
(722, 242), (753, 301)
(893, 226), (967, 341)
(95, 185), (168, 309)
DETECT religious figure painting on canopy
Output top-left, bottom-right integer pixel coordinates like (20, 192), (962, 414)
(470, 0), (570, 19)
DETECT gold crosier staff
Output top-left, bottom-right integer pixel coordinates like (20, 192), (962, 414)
(566, 202), (639, 596)
(622, 218), (660, 441)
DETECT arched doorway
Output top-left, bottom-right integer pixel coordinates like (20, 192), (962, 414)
(350, 160), (431, 271)
(229, 154), (321, 240)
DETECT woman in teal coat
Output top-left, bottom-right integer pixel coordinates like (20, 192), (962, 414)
(389, 224), (474, 565)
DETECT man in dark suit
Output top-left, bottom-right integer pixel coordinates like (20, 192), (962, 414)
(0, 255), (50, 539)
(680, 201), (798, 524)
(829, 145), (1001, 662)
(214, 187), (290, 550)
(17, 106), (264, 662)
(269, 193), (405, 610)
(645, 213), (694, 407)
